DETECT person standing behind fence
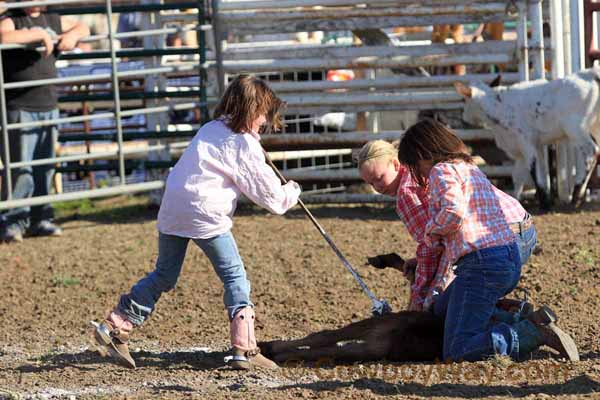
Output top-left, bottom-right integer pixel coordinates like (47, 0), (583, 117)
(0, 5), (89, 243)
(92, 75), (301, 370)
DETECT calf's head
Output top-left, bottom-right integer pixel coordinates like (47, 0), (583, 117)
(454, 80), (503, 128)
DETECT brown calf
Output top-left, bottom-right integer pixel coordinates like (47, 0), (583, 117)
(258, 311), (444, 364)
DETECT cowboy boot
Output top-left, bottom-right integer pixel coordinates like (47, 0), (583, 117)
(496, 298), (534, 315)
(229, 306), (278, 370)
(516, 311), (579, 361)
(496, 299), (558, 325)
(525, 305), (558, 326)
(91, 310), (136, 369)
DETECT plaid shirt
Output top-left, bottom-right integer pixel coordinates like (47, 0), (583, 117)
(395, 164), (441, 311)
(423, 161), (521, 308)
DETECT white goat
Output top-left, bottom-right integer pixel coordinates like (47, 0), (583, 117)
(454, 68), (600, 207)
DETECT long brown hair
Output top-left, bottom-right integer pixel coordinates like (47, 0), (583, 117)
(398, 118), (472, 186)
(214, 74), (284, 134)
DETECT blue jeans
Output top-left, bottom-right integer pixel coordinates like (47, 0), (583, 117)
(434, 223), (537, 323)
(0, 109), (59, 227)
(118, 231), (252, 325)
(442, 243), (522, 361)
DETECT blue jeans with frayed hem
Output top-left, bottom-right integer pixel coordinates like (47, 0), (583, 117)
(118, 231), (252, 326)
(442, 243), (522, 362)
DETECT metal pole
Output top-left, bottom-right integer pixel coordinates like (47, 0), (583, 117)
(262, 148), (391, 316)
(517, 1), (529, 81)
(0, 49), (12, 200)
(197, 0), (210, 122)
(528, 0), (545, 80)
(571, 0), (585, 71)
(211, 0), (225, 96)
(106, 0), (126, 185)
(551, 0), (571, 203)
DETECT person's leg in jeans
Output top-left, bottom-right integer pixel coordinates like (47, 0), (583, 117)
(435, 224), (537, 323)
(0, 110), (36, 241)
(443, 243), (521, 361)
(193, 231), (252, 320)
(194, 231), (276, 369)
(29, 109), (61, 236)
(118, 232), (190, 324)
(93, 232), (190, 368)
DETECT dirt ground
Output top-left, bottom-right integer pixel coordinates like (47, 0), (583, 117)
(1, 195), (599, 399)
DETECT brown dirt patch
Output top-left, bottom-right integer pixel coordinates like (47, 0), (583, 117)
(1, 196), (599, 399)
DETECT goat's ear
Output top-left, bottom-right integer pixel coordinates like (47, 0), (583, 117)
(454, 82), (472, 98)
(489, 75), (502, 87)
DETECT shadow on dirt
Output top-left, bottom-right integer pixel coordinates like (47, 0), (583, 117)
(15, 349), (231, 373)
(274, 374), (600, 397)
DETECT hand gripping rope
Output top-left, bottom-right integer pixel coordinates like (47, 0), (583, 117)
(263, 149), (392, 316)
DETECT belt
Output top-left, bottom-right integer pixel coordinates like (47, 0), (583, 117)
(509, 213), (533, 235)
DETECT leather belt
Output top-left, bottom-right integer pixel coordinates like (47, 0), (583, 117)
(510, 213), (533, 235)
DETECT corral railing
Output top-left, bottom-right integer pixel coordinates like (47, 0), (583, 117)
(0, 0), (212, 210)
(0, 0), (585, 211)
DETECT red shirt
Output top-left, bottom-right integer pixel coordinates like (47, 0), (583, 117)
(395, 164), (440, 310)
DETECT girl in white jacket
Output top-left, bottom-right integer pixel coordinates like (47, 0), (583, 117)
(92, 75), (301, 370)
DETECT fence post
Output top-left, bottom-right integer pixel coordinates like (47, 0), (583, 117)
(105, 0), (126, 185)
(197, 0), (210, 123)
(211, 0), (225, 96)
(517, 1), (529, 81)
(0, 48), (12, 200)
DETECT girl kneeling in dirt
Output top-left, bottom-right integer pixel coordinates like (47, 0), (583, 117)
(357, 139), (536, 315)
(396, 118), (578, 362)
(92, 75), (301, 370)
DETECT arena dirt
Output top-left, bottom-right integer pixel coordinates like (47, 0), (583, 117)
(1, 196), (599, 399)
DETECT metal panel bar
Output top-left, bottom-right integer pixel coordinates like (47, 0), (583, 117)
(221, 13), (510, 35)
(13, 141), (191, 168)
(0, 50), (12, 199)
(529, 0), (546, 80)
(212, 0), (226, 95)
(105, 0), (125, 184)
(0, 181), (165, 211)
(221, 3), (507, 20)
(218, 53), (512, 73)
(223, 40), (516, 61)
(217, 0), (505, 11)
(56, 1), (202, 14)
(259, 130), (494, 150)
(267, 73), (521, 93)
(517, 1), (529, 81)
(197, 0), (210, 122)
(7, 102), (201, 131)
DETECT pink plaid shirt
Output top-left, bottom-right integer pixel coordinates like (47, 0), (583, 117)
(396, 162), (527, 310)
(423, 161), (521, 308)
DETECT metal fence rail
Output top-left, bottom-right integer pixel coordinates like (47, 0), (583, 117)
(1, 0), (560, 210)
(0, 0), (211, 204)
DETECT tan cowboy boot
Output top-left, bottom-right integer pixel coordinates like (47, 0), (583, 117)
(91, 310), (136, 369)
(229, 307), (278, 370)
(535, 315), (580, 361)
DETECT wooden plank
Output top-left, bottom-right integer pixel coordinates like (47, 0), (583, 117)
(267, 73), (520, 92)
(221, 13), (511, 34)
(216, 53), (512, 73)
(218, 0), (502, 12)
(261, 130), (495, 150)
(223, 40), (515, 60)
